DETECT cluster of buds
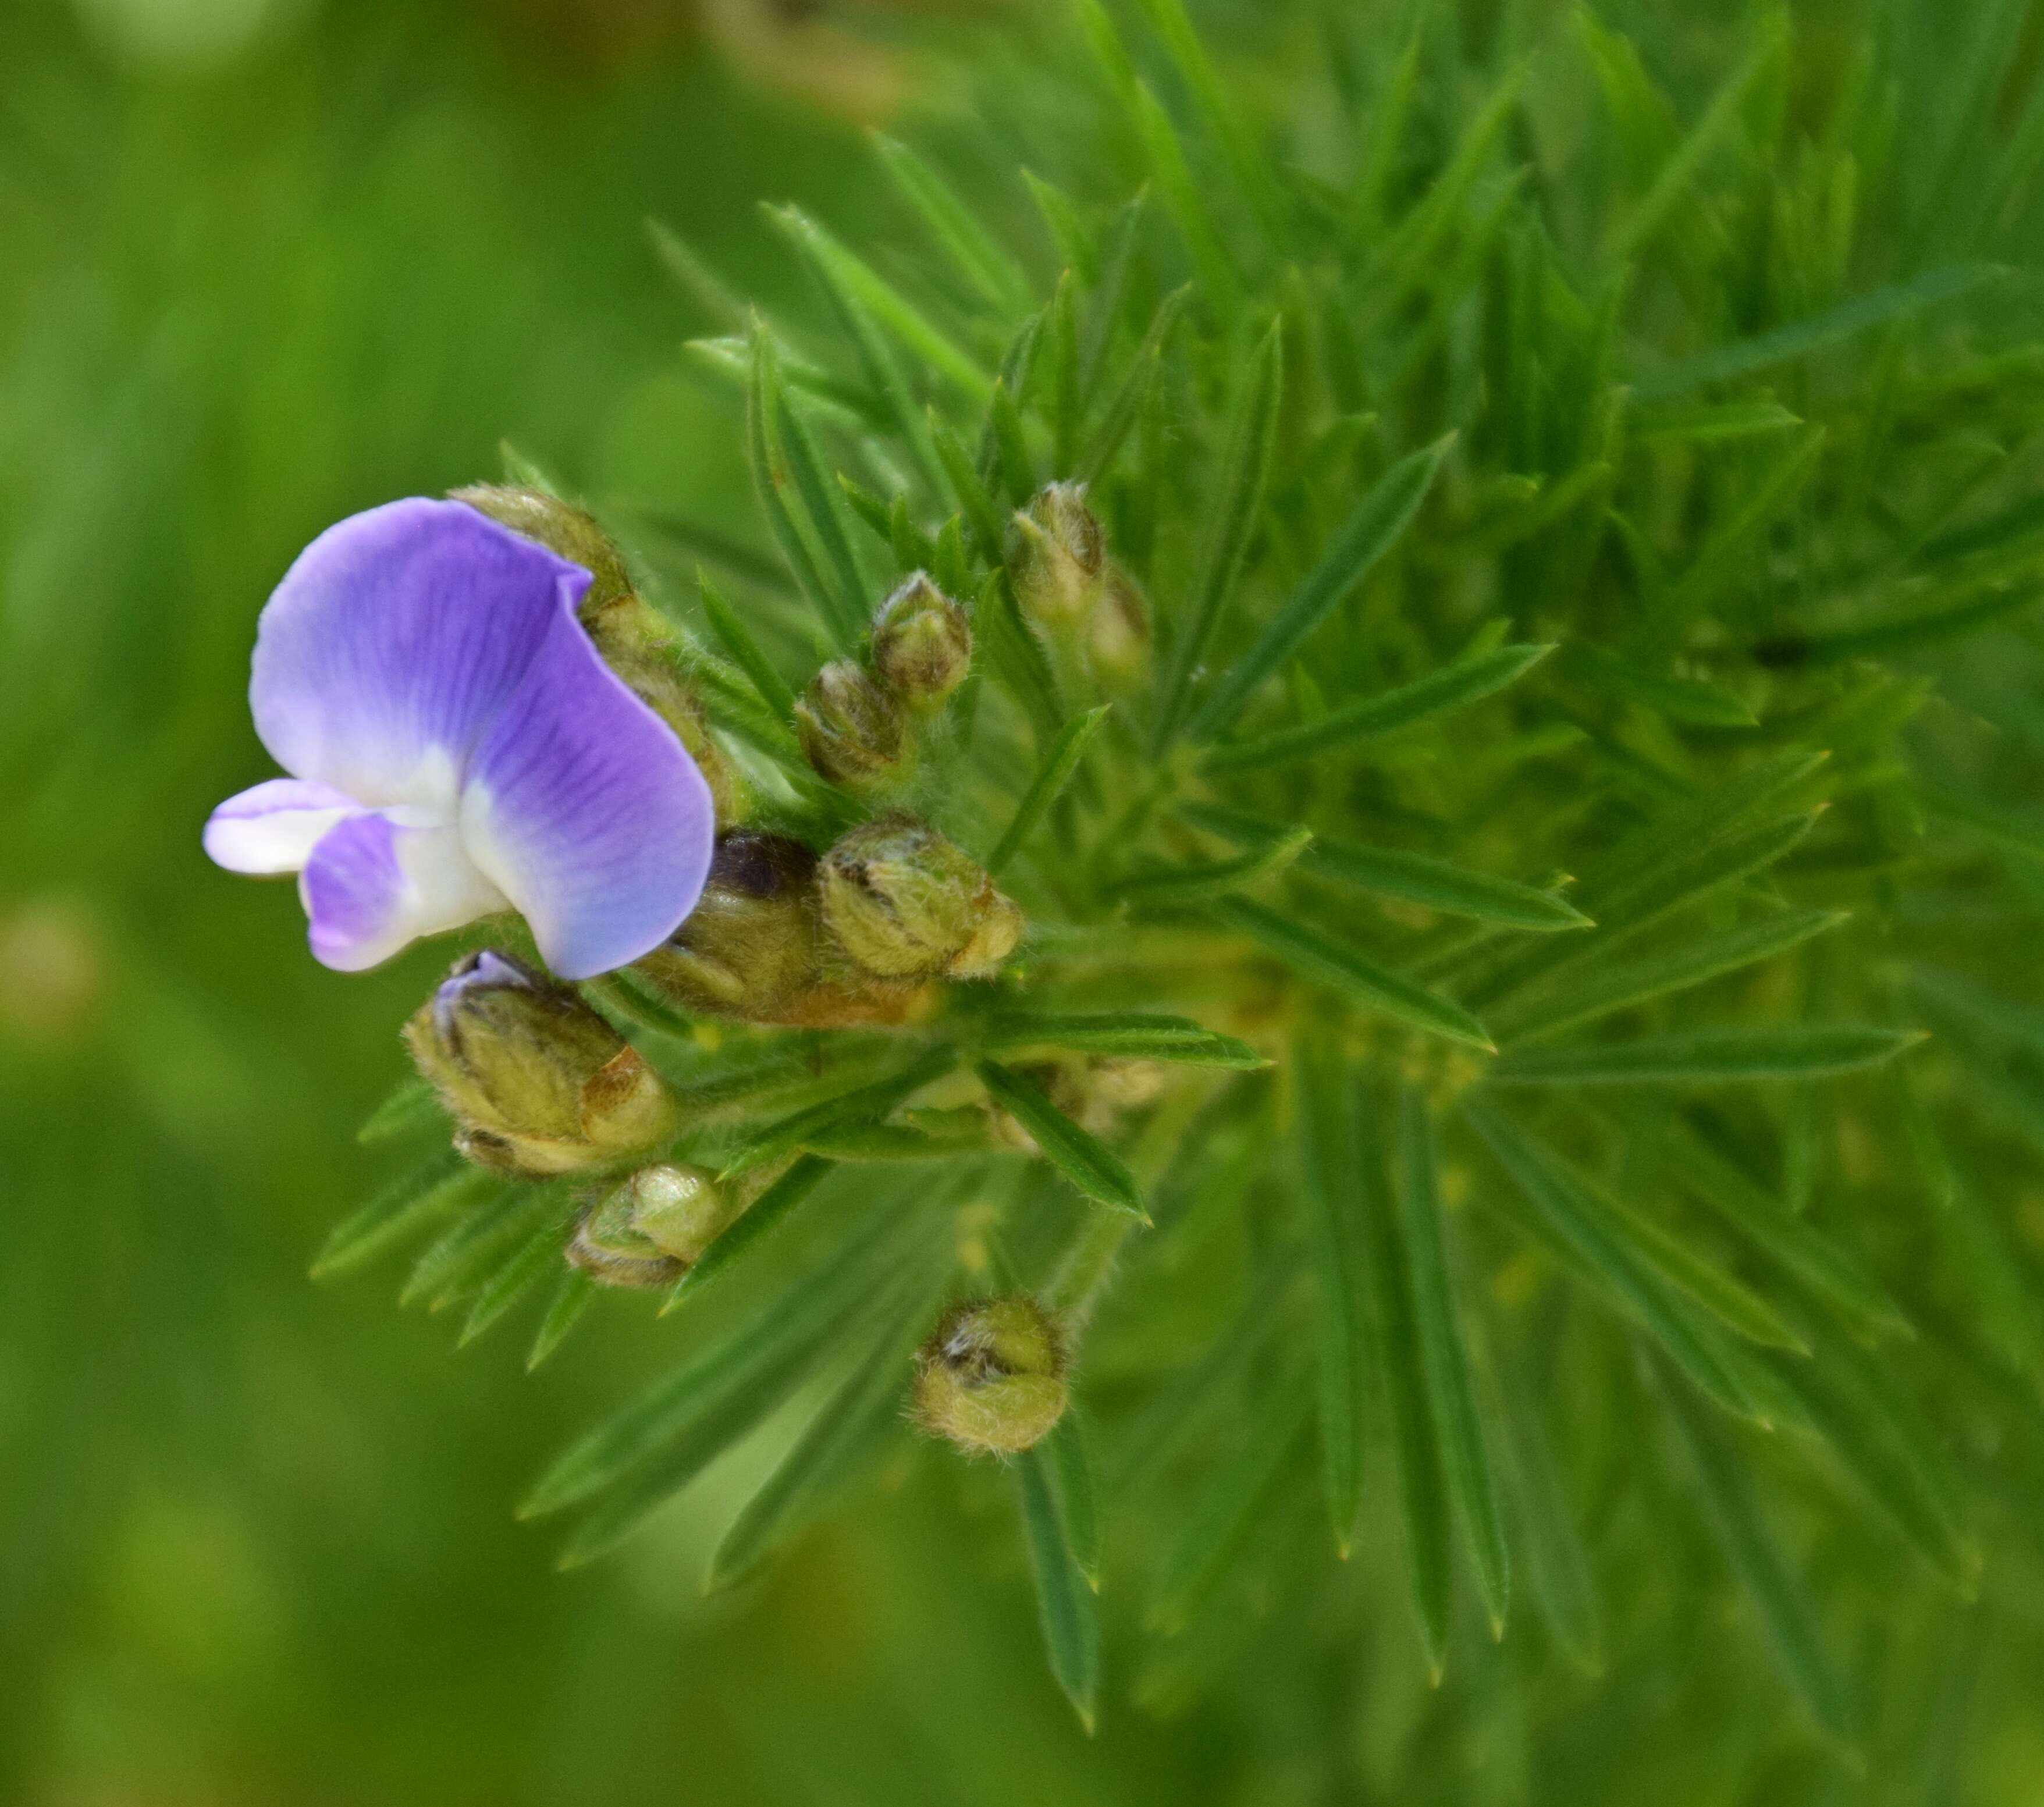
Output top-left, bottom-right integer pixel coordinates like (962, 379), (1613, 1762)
(1005, 483), (1150, 692)
(912, 1294), (1069, 1454)
(404, 951), (679, 1178)
(795, 572), (971, 790)
(634, 814), (1022, 1027)
(453, 483), (745, 824)
(567, 1162), (737, 1290)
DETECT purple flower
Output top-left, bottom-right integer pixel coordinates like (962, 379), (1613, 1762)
(204, 499), (715, 979)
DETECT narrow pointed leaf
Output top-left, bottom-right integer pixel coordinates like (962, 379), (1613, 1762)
(461, 1215), (572, 1349)
(1155, 323), (1283, 748)
(666, 1155), (838, 1311)
(1211, 897), (1495, 1051)
(1659, 1360), (1860, 1748)
(986, 705), (1111, 875)
(1488, 1027), (1925, 1087)
(872, 133), (1033, 313)
(1190, 433), (1455, 739)
(312, 1155), (489, 1282)
(1073, 284), (1189, 486)
(356, 1075), (445, 1146)
(527, 1270), (595, 1372)
(1397, 1089), (1510, 1634)
(1496, 909), (1849, 1044)
(1667, 1125), (1912, 1339)
(1297, 1038), (1368, 1553)
(1353, 1090), (1453, 1675)
(1205, 643), (1554, 774)
(976, 1060), (1144, 1216)
(1463, 1100), (1765, 1423)
(696, 567), (797, 720)
(1018, 1446), (1102, 1730)
(1044, 1407), (1104, 1591)
(983, 1012), (1264, 1069)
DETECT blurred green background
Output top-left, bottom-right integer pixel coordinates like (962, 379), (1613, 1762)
(0, 3), (1183, 1801)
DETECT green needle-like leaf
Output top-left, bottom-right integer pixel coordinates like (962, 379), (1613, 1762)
(1354, 1089), (1453, 1676)
(1297, 1038), (1368, 1554)
(976, 1060), (1145, 1217)
(1396, 1089), (1510, 1634)
(1204, 643), (1554, 774)
(696, 567), (798, 720)
(1495, 909), (1850, 1044)
(311, 1155), (489, 1283)
(1488, 1027), (1925, 1087)
(872, 133), (1033, 314)
(1463, 1101), (1765, 1424)
(1658, 1359), (1860, 1749)
(1044, 1407), (1104, 1591)
(664, 1156), (837, 1313)
(460, 1215), (572, 1350)
(527, 1271), (595, 1374)
(983, 1012), (1264, 1069)
(355, 1075), (446, 1146)
(1211, 897), (1495, 1051)
(1189, 432), (1455, 740)
(1154, 322), (1283, 749)
(985, 706), (1110, 875)
(1018, 1445), (1103, 1731)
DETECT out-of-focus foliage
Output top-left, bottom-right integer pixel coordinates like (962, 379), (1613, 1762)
(10, 1), (2044, 1804)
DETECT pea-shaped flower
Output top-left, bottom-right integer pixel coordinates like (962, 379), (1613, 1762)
(202, 499), (715, 977)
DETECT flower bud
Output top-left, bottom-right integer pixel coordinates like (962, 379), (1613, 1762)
(795, 661), (909, 789)
(566, 1161), (734, 1289)
(1089, 561), (1151, 690)
(634, 831), (822, 1019)
(451, 483), (634, 618)
(816, 814), (1022, 981)
(913, 1295), (1069, 1454)
(870, 572), (971, 708)
(404, 950), (679, 1178)
(451, 483), (744, 822)
(1006, 483), (1105, 631)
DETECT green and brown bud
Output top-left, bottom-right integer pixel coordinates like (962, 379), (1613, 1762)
(870, 572), (971, 708)
(634, 831), (822, 1020)
(913, 1295), (1069, 1454)
(567, 1161), (734, 1289)
(817, 814), (1022, 981)
(1006, 482), (1105, 631)
(795, 660), (909, 789)
(452, 483), (634, 618)
(453, 482), (744, 822)
(405, 950), (678, 1179)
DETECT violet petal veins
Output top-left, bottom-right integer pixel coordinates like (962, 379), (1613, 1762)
(203, 498), (715, 978)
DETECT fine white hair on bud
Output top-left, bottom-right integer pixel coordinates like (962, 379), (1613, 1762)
(912, 1295), (1068, 1455)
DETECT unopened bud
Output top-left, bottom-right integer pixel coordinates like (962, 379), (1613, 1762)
(1089, 561), (1151, 689)
(795, 661), (909, 789)
(567, 1161), (734, 1289)
(1006, 483), (1105, 631)
(452, 483), (634, 618)
(634, 831), (821, 1019)
(913, 1295), (1069, 1454)
(817, 814), (1022, 980)
(452, 482), (744, 822)
(404, 950), (678, 1178)
(871, 572), (971, 708)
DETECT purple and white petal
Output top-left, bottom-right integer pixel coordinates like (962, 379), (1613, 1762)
(300, 812), (510, 973)
(248, 499), (592, 809)
(204, 779), (362, 875)
(460, 603), (715, 979)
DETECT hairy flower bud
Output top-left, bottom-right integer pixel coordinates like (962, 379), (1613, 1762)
(634, 831), (821, 1019)
(404, 950), (678, 1178)
(1006, 482), (1105, 631)
(913, 1295), (1069, 1454)
(870, 572), (971, 708)
(1089, 561), (1152, 690)
(817, 814), (1023, 980)
(795, 661), (909, 789)
(567, 1161), (733, 1289)
(451, 482), (744, 822)
(450, 483), (634, 617)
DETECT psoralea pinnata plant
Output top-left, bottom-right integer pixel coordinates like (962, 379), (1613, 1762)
(207, 0), (2044, 1778)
